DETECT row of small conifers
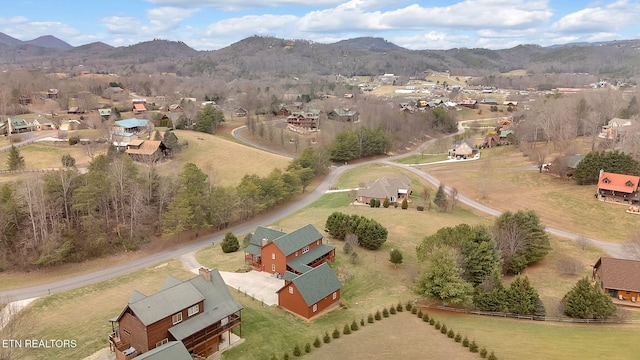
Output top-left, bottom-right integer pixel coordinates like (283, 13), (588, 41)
(271, 301), (499, 359)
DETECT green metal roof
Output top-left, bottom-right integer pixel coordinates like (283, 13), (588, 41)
(273, 224), (323, 256)
(135, 341), (191, 360)
(245, 243), (261, 256)
(249, 226), (286, 247)
(287, 244), (335, 273)
(290, 263), (342, 306)
(129, 282), (204, 326)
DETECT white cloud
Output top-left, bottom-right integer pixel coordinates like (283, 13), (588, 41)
(5, 21), (80, 41)
(146, 7), (199, 32)
(206, 14), (298, 37)
(146, 0), (344, 10)
(551, 0), (640, 33)
(101, 16), (142, 34)
(390, 31), (473, 50)
(0, 16), (28, 25)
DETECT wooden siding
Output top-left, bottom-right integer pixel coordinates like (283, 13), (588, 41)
(119, 312), (149, 353)
(261, 242), (287, 275)
(278, 284), (340, 319)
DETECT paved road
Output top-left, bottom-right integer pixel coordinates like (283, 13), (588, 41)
(0, 121), (629, 301)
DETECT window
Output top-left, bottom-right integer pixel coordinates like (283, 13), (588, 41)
(316, 240), (320, 245)
(332, 292), (337, 300)
(603, 178), (610, 184)
(155, 338), (168, 347)
(172, 312), (182, 325)
(312, 304), (317, 312)
(272, 264), (276, 272)
(188, 304), (199, 317)
(302, 246), (310, 254)
(271, 253), (276, 260)
(289, 286), (294, 294)
(627, 181), (634, 187)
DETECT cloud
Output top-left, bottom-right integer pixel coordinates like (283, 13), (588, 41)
(390, 31), (473, 50)
(5, 21), (80, 41)
(206, 14), (298, 37)
(101, 16), (142, 34)
(551, 0), (640, 33)
(146, 7), (200, 32)
(0, 16), (28, 25)
(146, 0), (344, 10)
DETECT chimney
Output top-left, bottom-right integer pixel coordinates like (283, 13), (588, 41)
(261, 238), (271, 247)
(199, 267), (211, 282)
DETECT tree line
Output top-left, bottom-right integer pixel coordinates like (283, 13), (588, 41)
(0, 146), (326, 270)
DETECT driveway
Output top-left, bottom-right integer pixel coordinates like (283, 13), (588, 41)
(219, 271), (284, 306)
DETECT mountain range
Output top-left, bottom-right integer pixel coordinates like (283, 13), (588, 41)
(1, 32), (639, 80)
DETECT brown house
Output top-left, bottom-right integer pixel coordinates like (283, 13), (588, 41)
(596, 171), (640, 205)
(244, 224), (335, 276)
(125, 140), (166, 163)
(356, 176), (412, 205)
(287, 110), (320, 128)
(108, 268), (242, 359)
(327, 108), (359, 122)
(593, 257), (640, 303)
(277, 263), (342, 319)
(448, 138), (479, 159)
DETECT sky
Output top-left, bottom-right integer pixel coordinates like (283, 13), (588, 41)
(0, 0), (639, 51)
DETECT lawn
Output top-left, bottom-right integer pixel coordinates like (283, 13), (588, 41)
(154, 129), (292, 186)
(0, 141), (102, 171)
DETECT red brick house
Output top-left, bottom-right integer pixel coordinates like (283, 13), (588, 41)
(244, 224), (336, 276)
(593, 257), (640, 303)
(596, 171), (640, 205)
(277, 262), (342, 319)
(108, 268), (242, 359)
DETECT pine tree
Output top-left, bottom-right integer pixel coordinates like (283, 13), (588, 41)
(401, 197), (408, 209)
(7, 145), (25, 170)
(564, 277), (616, 319)
(434, 184), (448, 211)
(221, 232), (240, 253)
(389, 249), (403, 267)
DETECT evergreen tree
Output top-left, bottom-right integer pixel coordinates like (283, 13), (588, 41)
(61, 154), (76, 168)
(564, 277), (616, 319)
(221, 232), (240, 253)
(434, 184), (448, 211)
(401, 197), (408, 209)
(573, 150), (640, 185)
(415, 245), (473, 305)
(7, 145), (25, 170)
(493, 210), (550, 274)
(389, 249), (403, 267)
(383, 197), (390, 208)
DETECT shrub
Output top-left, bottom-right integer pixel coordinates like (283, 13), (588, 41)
(382, 308), (389, 317)
(417, 309), (424, 318)
(488, 351), (498, 360)
(323, 331), (331, 343)
(343, 324), (351, 335)
(390, 307), (396, 315)
(411, 307), (417, 314)
(332, 328), (341, 339)
(447, 329), (455, 338)
(271, 353), (278, 360)
(434, 321), (441, 330)
(480, 347), (488, 358)
(375, 310), (382, 320)
(68, 136), (80, 145)
(283, 353), (289, 360)
(304, 343), (311, 354)
(292, 344), (301, 357)
(396, 302), (403, 312)
(401, 197), (408, 209)
(469, 340), (479, 353)
(313, 336), (321, 348)
(417, 206), (424, 211)
(368, 314), (374, 323)
(440, 324), (447, 334)
(462, 337), (469, 347)
(455, 333), (462, 342)
(422, 313), (429, 322)
(406, 301), (412, 311)
(351, 320), (359, 331)
(221, 232), (240, 253)
(383, 197), (390, 208)
(429, 318), (435, 325)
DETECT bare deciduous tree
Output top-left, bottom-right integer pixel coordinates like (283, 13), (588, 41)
(494, 221), (529, 273)
(623, 231), (640, 260)
(450, 187), (459, 210)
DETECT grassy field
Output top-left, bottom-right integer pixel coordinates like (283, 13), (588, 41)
(423, 144), (639, 242)
(0, 142), (103, 171)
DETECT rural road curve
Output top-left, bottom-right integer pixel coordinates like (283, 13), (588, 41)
(0, 121), (628, 301)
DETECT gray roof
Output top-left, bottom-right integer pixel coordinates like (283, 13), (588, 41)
(128, 282), (204, 326)
(453, 138), (478, 151)
(249, 226), (286, 247)
(135, 341), (191, 360)
(287, 244), (335, 273)
(356, 176), (411, 200)
(273, 224), (323, 256)
(288, 263), (342, 306)
(566, 155), (585, 169)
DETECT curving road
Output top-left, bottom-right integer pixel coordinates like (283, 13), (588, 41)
(0, 122), (628, 301)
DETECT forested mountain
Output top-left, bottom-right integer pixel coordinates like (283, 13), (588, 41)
(1, 32), (640, 80)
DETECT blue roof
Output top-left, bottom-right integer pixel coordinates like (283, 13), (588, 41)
(115, 118), (149, 128)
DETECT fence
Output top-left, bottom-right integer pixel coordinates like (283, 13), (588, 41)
(418, 303), (637, 324)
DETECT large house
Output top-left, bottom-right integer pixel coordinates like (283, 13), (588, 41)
(599, 118), (632, 140)
(593, 257), (640, 303)
(244, 224), (335, 276)
(108, 268), (242, 360)
(111, 118), (153, 147)
(286, 110), (320, 129)
(596, 170), (640, 205)
(448, 138), (479, 159)
(356, 176), (412, 205)
(327, 108), (359, 122)
(277, 262), (342, 319)
(125, 140), (166, 163)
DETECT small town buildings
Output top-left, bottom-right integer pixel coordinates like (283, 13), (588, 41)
(596, 170), (640, 205)
(276, 262), (342, 319)
(108, 268), (242, 360)
(111, 119), (153, 147)
(599, 118), (632, 140)
(593, 257), (640, 302)
(459, 99), (478, 109)
(244, 224), (335, 276)
(125, 140), (166, 163)
(448, 138), (479, 159)
(327, 108), (359, 122)
(356, 176), (412, 205)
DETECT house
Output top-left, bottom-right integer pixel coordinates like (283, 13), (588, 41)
(125, 140), (166, 163)
(480, 98), (499, 105)
(5, 118), (29, 134)
(327, 108), (359, 122)
(287, 110), (320, 129)
(113, 118), (152, 135)
(356, 176), (412, 205)
(547, 154), (584, 178)
(244, 224), (335, 276)
(599, 118), (633, 140)
(459, 99), (478, 109)
(276, 262), (342, 319)
(596, 170), (640, 204)
(133, 341), (191, 360)
(503, 100), (518, 107)
(593, 257), (640, 302)
(448, 138), (479, 159)
(108, 268), (242, 359)
(168, 104), (182, 112)
(18, 95), (31, 105)
(234, 107), (248, 117)
(133, 103), (147, 114)
(47, 88), (59, 99)
(99, 108), (112, 120)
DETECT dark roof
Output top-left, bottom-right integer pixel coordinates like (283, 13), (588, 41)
(356, 176), (411, 200)
(287, 244), (335, 273)
(272, 224), (323, 256)
(246, 226), (287, 256)
(595, 257), (640, 293)
(287, 263), (342, 306)
(135, 341), (191, 360)
(128, 281), (204, 326)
